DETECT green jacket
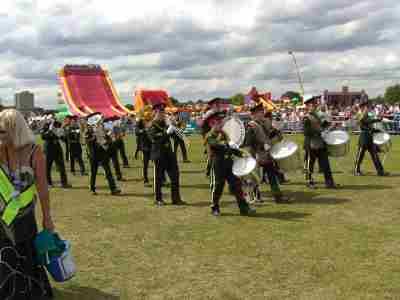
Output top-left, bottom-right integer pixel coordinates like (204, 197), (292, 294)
(303, 110), (325, 150)
(148, 120), (173, 160)
(205, 129), (241, 161)
(357, 111), (381, 146)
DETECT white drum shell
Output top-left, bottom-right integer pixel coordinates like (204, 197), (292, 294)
(232, 156), (259, 182)
(373, 132), (391, 153)
(222, 117), (246, 147)
(323, 130), (350, 157)
(270, 140), (302, 172)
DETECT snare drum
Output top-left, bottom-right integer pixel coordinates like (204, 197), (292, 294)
(232, 156), (259, 182)
(270, 140), (301, 172)
(323, 130), (350, 157)
(373, 132), (391, 153)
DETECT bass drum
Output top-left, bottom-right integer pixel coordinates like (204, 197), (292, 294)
(323, 130), (350, 157)
(270, 140), (302, 172)
(222, 116), (246, 147)
(373, 132), (391, 153)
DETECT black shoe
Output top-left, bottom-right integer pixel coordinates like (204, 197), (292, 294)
(155, 200), (165, 206)
(111, 189), (122, 195)
(117, 177), (125, 181)
(62, 183), (72, 189)
(172, 199), (187, 205)
(240, 206), (256, 216)
(211, 208), (220, 216)
(378, 172), (390, 177)
(326, 183), (340, 189)
(307, 182), (317, 189)
(91, 190), (98, 195)
(275, 195), (290, 204)
(354, 171), (363, 176)
(183, 160), (191, 163)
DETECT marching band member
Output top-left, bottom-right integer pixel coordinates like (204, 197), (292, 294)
(354, 100), (388, 176)
(62, 116), (71, 162)
(246, 103), (288, 203)
(135, 118), (152, 186)
(264, 110), (289, 184)
(41, 118), (71, 188)
(103, 117), (123, 181)
(202, 98), (226, 177)
(66, 116), (86, 176)
(203, 110), (256, 216)
(303, 95), (339, 189)
(85, 113), (121, 195)
(112, 119), (130, 168)
(171, 112), (190, 163)
(148, 103), (185, 206)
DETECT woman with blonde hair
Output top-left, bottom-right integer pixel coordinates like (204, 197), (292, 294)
(0, 109), (54, 299)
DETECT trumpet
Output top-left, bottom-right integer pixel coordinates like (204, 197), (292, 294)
(166, 115), (190, 147)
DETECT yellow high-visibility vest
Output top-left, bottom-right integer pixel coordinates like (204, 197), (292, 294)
(0, 167), (36, 226)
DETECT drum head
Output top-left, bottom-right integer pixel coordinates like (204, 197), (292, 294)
(373, 132), (390, 145)
(222, 117), (245, 146)
(323, 130), (349, 145)
(270, 141), (298, 160)
(233, 156), (257, 177)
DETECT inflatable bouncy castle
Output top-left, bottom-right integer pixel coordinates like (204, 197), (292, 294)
(59, 65), (133, 117)
(133, 89), (176, 113)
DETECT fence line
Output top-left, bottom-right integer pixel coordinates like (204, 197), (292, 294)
(277, 120), (400, 134)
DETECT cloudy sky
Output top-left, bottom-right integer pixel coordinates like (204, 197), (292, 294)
(0, 0), (399, 108)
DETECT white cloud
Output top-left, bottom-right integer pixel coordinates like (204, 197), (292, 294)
(0, 0), (399, 108)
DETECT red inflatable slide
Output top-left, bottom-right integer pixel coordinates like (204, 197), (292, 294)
(59, 65), (133, 117)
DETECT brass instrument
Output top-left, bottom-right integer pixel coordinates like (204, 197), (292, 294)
(136, 105), (154, 123)
(87, 113), (107, 148)
(166, 114), (190, 147)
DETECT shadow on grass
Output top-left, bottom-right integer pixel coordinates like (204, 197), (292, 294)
(282, 191), (351, 205)
(339, 184), (390, 190)
(181, 169), (204, 174)
(294, 197), (351, 205)
(120, 177), (144, 183)
(54, 287), (119, 300)
(222, 211), (310, 220)
(123, 192), (153, 198)
(181, 183), (210, 189)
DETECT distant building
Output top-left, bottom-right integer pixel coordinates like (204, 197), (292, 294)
(324, 86), (368, 107)
(15, 91), (35, 111)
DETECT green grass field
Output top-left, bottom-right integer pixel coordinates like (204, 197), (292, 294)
(46, 134), (400, 300)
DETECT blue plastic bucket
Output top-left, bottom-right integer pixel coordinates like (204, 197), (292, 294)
(46, 241), (76, 282)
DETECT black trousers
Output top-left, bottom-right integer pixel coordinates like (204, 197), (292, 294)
(63, 140), (70, 162)
(70, 143), (85, 174)
(143, 150), (151, 182)
(306, 148), (334, 185)
(210, 158), (249, 212)
(108, 146), (122, 180)
(89, 150), (117, 192)
(153, 153), (181, 202)
(114, 139), (129, 166)
(261, 161), (282, 198)
(46, 149), (68, 186)
(354, 144), (384, 175)
(173, 136), (188, 161)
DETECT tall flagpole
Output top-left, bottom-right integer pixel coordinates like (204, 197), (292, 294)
(288, 51), (305, 96)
